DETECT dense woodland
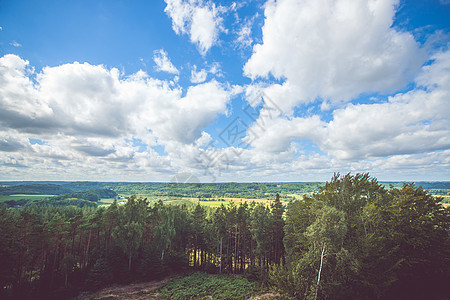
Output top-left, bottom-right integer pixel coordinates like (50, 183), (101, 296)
(0, 173), (449, 299)
(0, 181), (324, 200)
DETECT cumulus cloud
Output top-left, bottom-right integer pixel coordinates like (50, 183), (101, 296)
(246, 115), (326, 153)
(244, 0), (426, 107)
(0, 54), (232, 179)
(242, 49), (450, 165)
(322, 49), (450, 160)
(0, 131), (29, 152)
(153, 49), (179, 74)
(164, 0), (226, 55)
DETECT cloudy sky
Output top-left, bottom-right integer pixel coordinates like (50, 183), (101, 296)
(0, 0), (449, 182)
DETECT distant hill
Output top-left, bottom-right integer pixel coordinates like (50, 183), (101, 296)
(0, 181), (448, 200)
(0, 184), (73, 195)
(381, 181), (450, 190)
(49, 189), (117, 202)
(62, 182), (109, 192)
(413, 181), (450, 190)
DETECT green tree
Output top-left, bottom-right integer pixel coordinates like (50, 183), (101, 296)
(271, 193), (285, 265)
(250, 204), (272, 271)
(375, 184), (450, 299)
(112, 196), (146, 272)
(213, 204), (228, 273)
(153, 201), (175, 261)
(191, 203), (206, 268)
(85, 257), (113, 290)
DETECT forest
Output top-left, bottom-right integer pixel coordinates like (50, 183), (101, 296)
(0, 173), (449, 299)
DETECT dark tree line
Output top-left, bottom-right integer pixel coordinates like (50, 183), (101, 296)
(0, 193), (285, 299)
(271, 173), (450, 299)
(0, 173), (448, 299)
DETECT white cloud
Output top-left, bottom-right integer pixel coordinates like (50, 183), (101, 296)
(244, 0), (426, 108)
(10, 41), (21, 47)
(208, 62), (221, 75)
(190, 65), (208, 83)
(322, 49), (450, 160)
(153, 49), (179, 74)
(191, 65), (208, 83)
(235, 22), (253, 49)
(240, 49), (450, 166)
(155, 79), (231, 144)
(246, 115), (326, 153)
(190, 62), (224, 83)
(0, 54), (233, 180)
(164, 0), (226, 55)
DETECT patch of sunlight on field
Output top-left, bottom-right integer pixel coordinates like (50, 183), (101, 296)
(287, 193), (312, 199)
(98, 198), (115, 204)
(196, 200), (229, 207)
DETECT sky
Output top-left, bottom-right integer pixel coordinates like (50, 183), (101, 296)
(0, 0), (449, 182)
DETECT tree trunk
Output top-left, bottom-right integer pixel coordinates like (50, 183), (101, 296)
(219, 238), (223, 274)
(234, 224), (238, 273)
(194, 246), (197, 268)
(315, 244), (326, 300)
(129, 253), (132, 272)
(85, 228), (92, 268)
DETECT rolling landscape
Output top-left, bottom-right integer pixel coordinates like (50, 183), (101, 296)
(1, 0), (450, 299)
(1, 176), (449, 299)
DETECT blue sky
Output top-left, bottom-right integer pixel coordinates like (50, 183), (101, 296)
(0, 0), (449, 182)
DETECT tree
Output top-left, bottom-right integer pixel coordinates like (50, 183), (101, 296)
(250, 204), (272, 271)
(213, 204), (228, 273)
(153, 202), (175, 261)
(85, 257), (113, 290)
(191, 204), (206, 268)
(376, 184), (450, 299)
(271, 193), (285, 265)
(0, 206), (20, 295)
(304, 205), (348, 300)
(112, 196), (146, 272)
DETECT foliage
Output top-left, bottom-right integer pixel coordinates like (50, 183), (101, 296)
(85, 257), (113, 290)
(0, 174), (448, 299)
(272, 173), (450, 300)
(158, 272), (259, 300)
(0, 183), (72, 195)
(50, 189), (117, 202)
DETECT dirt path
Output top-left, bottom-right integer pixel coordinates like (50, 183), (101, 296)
(78, 278), (170, 300)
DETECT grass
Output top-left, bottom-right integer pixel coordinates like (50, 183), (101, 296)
(157, 272), (260, 300)
(98, 198), (116, 204)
